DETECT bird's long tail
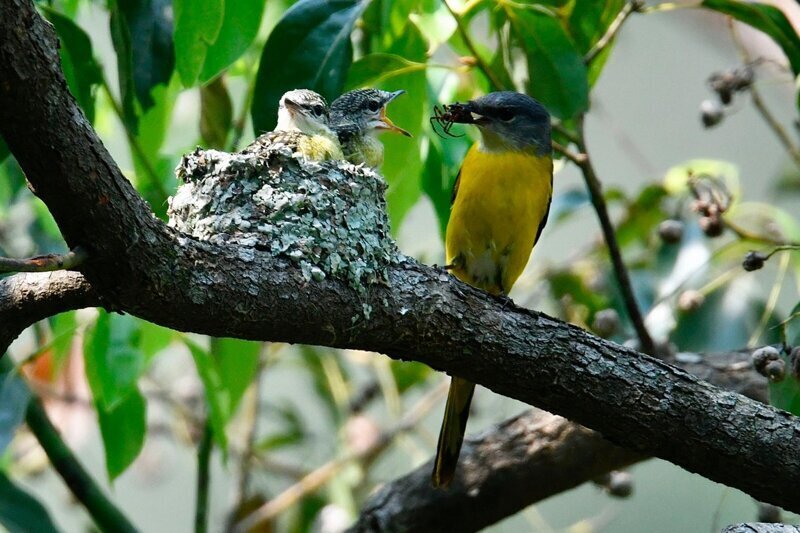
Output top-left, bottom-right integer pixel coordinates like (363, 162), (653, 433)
(432, 376), (476, 487)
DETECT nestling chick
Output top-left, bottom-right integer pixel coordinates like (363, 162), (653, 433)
(246, 89), (343, 161)
(330, 89), (411, 168)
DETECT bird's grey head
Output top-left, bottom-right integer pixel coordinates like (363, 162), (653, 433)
(330, 89), (410, 137)
(457, 92), (551, 155)
(276, 89), (331, 135)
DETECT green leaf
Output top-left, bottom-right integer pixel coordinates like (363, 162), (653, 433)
(567, 0), (624, 53)
(345, 54), (426, 89)
(109, 0), (175, 129)
(41, 6), (102, 123)
(138, 320), (174, 361)
(390, 360), (430, 393)
(200, 76), (233, 149)
(0, 472), (59, 533)
(784, 301), (800, 346)
(84, 312), (146, 410)
(173, 0), (225, 86)
(187, 340), (229, 451)
(199, 0), (267, 83)
(549, 188), (590, 223)
(213, 338), (261, 415)
(420, 140), (451, 237)
(701, 0), (800, 75)
(506, 7), (589, 119)
(251, 0), (369, 135)
(49, 311), (77, 371)
(97, 388), (147, 481)
(186, 338), (261, 451)
(0, 369), (31, 455)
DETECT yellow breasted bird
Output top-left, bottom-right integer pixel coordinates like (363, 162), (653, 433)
(432, 91), (553, 487)
(245, 89), (343, 161)
(330, 89), (411, 167)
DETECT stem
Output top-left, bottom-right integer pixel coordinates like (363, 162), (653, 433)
(195, 421), (213, 533)
(0, 246), (86, 273)
(21, 385), (137, 532)
(574, 118), (656, 354)
(584, 1), (643, 64)
(443, 0), (507, 91)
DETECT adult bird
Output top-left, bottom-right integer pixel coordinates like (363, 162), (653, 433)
(245, 89), (343, 161)
(431, 91), (553, 488)
(330, 88), (411, 168)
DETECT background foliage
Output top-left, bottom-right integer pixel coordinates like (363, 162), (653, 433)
(2, 0), (800, 531)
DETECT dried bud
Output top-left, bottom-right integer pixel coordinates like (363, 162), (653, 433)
(592, 309), (620, 338)
(765, 358), (785, 382)
(742, 251), (767, 272)
(691, 199), (711, 216)
(752, 346), (779, 373)
(699, 216), (723, 237)
(658, 219), (684, 244)
(458, 56), (478, 67)
(606, 471), (633, 498)
(678, 290), (704, 312)
(700, 99), (724, 128)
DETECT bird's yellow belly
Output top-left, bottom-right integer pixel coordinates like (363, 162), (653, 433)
(445, 145), (552, 295)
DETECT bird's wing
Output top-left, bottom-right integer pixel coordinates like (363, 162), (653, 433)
(450, 168), (462, 205)
(533, 178), (552, 247)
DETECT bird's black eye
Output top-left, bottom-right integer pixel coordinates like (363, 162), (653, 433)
(367, 99), (382, 112)
(495, 108), (514, 121)
(312, 105), (325, 116)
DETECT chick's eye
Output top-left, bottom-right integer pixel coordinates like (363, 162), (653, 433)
(312, 105), (325, 116)
(367, 99), (381, 112)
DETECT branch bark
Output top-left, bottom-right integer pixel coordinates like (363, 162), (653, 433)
(350, 349), (770, 531)
(2, 0), (800, 523)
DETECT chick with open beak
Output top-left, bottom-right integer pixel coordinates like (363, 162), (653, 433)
(245, 89), (343, 161)
(330, 89), (411, 168)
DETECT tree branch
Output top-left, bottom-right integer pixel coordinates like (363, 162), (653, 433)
(3, 0), (800, 523)
(350, 349), (770, 531)
(0, 271), (98, 353)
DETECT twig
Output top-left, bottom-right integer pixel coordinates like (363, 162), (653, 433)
(0, 246), (87, 273)
(724, 217), (800, 247)
(195, 421), (213, 533)
(443, 0), (507, 91)
(232, 381), (448, 532)
(727, 20), (800, 169)
(585, 1), (644, 64)
(574, 117), (656, 355)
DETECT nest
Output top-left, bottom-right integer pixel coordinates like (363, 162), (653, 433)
(167, 142), (402, 292)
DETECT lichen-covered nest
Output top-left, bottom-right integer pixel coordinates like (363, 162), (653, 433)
(167, 143), (402, 291)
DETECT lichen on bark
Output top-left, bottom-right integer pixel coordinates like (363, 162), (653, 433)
(168, 144), (403, 292)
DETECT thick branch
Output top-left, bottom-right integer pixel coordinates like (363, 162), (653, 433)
(351, 349), (770, 531)
(0, 271), (98, 353)
(3, 0), (800, 519)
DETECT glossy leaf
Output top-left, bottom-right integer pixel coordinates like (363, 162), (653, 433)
(420, 139), (451, 237)
(199, 0), (267, 83)
(0, 369), (30, 455)
(173, 0), (224, 86)
(109, 0), (175, 128)
(0, 472), (59, 533)
(97, 388), (147, 481)
(200, 76), (233, 149)
(702, 0), (800, 75)
(506, 7), (589, 119)
(41, 7), (102, 123)
(84, 312), (146, 410)
(567, 0), (624, 53)
(251, 0), (369, 135)
(49, 311), (77, 370)
(390, 359), (430, 393)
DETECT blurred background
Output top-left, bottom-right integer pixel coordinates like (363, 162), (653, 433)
(3, 0), (800, 531)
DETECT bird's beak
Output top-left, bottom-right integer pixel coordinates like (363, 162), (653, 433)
(378, 109), (412, 137)
(377, 90), (412, 137)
